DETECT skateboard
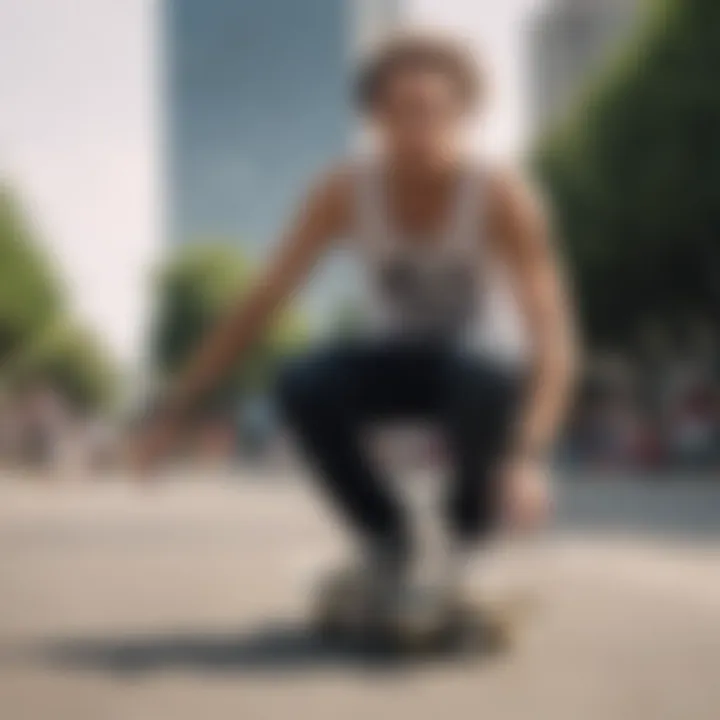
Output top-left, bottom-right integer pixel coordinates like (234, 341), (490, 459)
(312, 567), (531, 657)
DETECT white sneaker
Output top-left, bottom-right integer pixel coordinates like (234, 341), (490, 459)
(367, 541), (465, 640)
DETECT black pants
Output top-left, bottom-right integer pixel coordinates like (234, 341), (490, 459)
(278, 339), (522, 554)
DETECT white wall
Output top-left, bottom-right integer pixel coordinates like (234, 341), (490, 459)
(0, 0), (160, 366)
(403, 0), (546, 160)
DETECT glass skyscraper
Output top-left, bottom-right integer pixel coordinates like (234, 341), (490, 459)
(165, 0), (397, 250)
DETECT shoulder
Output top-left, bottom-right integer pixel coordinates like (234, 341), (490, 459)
(481, 164), (549, 240)
(476, 163), (552, 262)
(306, 160), (355, 212)
(302, 159), (358, 235)
(481, 164), (547, 225)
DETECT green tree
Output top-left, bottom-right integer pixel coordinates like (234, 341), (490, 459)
(16, 320), (117, 411)
(152, 242), (307, 413)
(0, 186), (117, 411)
(535, 0), (720, 347)
(0, 186), (62, 362)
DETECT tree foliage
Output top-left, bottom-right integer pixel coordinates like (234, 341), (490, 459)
(535, 0), (720, 346)
(15, 321), (117, 411)
(0, 187), (62, 362)
(0, 186), (116, 410)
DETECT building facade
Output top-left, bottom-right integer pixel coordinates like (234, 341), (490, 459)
(528, 0), (640, 132)
(164, 0), (398, 250)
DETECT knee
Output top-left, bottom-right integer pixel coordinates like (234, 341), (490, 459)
(276, 358), (343, 426)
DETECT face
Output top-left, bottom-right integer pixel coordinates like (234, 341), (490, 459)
(371, 68), (468, 161)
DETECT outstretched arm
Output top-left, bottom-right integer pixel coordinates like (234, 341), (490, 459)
(486, 170), (578, 529)
(489, 169), (579, 460)
(135, 168), (352, 470)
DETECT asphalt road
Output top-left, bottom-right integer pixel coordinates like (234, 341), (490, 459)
(1, 471), (719, 720)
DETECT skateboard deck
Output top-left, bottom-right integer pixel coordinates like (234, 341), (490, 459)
(312, 568), (532, 657)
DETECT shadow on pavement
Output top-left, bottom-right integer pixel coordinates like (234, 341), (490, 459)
(31, 623), (482, 676)
(39, 624), (359, 675)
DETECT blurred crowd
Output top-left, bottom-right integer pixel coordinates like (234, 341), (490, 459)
(0, 383), (120, 477)
(565, 325), (720, 471)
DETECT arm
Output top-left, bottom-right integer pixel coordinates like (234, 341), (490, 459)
(487, 169), (579, 461)
(136, 168), (352, 468)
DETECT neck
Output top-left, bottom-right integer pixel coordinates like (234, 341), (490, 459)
(385, 144), (461, 183)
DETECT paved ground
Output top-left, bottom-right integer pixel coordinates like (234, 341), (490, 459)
(0, 471), (719, 720)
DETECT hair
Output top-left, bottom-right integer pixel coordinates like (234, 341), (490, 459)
(355, 32), (485, 112)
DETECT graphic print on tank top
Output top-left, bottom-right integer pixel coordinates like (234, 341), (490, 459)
(357, 160), (485, 341)
(376, 253), (478, 338)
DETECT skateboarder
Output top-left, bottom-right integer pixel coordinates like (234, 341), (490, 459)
(135, 33), (577, 632)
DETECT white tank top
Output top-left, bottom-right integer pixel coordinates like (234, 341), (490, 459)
(351, 159), (530, 367)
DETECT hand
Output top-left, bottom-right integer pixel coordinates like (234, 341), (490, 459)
(129, 416), (180, 480)
(498, 457), (553, 532)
